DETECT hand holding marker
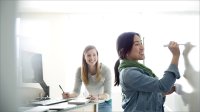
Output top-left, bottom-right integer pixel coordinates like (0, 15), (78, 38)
(163, 43), (185, 47)
(163, 43), (195, 47)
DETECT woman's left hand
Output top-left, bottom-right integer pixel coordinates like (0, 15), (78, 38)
(86, 95), (98, 100)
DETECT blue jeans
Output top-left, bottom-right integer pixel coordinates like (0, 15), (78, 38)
(98, 99), (112, 112)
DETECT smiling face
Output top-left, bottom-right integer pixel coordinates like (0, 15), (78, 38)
(126, 35), (144, 61)
(84, 48), (98, 67)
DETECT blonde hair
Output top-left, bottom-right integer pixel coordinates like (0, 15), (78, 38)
(81, 45), (101, 85)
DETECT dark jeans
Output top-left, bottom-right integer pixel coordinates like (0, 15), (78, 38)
(98, 99), (112, 112)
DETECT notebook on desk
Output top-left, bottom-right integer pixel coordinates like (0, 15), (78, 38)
(23, 106), (49, 112)
(68, 98), (90, 105)
(48, 102), (76, 110)
(31, 98), (72, 106)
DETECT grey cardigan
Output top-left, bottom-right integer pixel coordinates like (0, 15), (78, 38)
(73, 63), (111, 100)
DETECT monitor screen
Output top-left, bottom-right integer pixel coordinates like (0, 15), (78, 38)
(20, 51), (49, 97)
(21, 51), (43, 83)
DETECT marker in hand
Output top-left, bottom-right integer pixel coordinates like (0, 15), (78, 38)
(164, 43), (196, 47)
(163, 44), (185, 47)
(59, 85), (64, 93)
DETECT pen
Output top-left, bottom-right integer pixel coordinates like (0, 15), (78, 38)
(59, 85), (64, 93)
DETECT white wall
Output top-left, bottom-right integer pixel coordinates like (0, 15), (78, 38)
(17, 1), (199, 111)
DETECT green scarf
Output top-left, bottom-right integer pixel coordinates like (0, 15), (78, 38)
(119, 59), (156, 77)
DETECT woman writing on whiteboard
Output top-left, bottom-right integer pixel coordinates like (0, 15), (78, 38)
(114, 32), (180, 112)
(62, 45), (112, 112)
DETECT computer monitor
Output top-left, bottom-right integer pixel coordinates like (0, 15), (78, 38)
(21, 51), (49, 97)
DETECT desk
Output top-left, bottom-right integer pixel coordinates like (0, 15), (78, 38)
(19, 101), (104, 112)
(58, 102), (99, 112)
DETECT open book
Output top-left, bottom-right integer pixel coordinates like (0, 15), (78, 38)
(68, 98), (90, 105)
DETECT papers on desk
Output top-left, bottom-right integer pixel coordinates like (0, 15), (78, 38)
(68, 98), (90, 105)
(48, 102), (76, 110)
(23, 106), (49, 112)
(31, 98), (71, 106)
(22, 102), (77, 111)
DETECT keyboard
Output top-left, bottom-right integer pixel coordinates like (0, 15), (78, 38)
(31, 98), (72, 106)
